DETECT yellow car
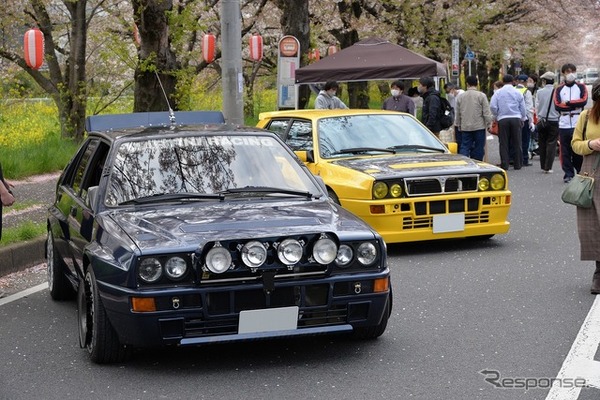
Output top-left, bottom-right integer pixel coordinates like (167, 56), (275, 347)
(257, 109), (511, 244)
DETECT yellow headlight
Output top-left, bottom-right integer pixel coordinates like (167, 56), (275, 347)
(490, 174), (505, 190)
(390, 183), (402, 197)
(478, 177), (490, 191)
(373, 182), (389, 199)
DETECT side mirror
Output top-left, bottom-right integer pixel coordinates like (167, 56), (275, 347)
(295, 150), (314, 163)
(87, 186), (99, 211)
(446, 142), (458, 154)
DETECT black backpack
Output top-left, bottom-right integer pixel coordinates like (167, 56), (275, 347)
(439, 96), (454, 129)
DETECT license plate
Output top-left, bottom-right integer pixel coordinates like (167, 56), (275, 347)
(433, 213), (465, 233)
(238, 306), (299, 334)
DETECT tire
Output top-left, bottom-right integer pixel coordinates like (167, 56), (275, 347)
(353, 292), (391, 340)
(327, 189), (341, 205)
(78, 268), (131, 364)
(47, 231), (75, 300)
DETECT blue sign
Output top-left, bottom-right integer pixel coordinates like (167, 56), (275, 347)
(465, 50), (475, 61)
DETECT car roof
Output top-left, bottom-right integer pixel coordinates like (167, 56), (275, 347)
(258, 108), (411, 120)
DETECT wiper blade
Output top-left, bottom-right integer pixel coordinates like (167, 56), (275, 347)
(119, 192), (224, 205)
(388, 144), (445, 153)
(331, 147), (396, 155)
(220, 186), (315, 199)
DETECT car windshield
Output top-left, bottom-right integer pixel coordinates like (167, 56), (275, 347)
(317, 114), (446, 158)
(105, 134), (321, 206)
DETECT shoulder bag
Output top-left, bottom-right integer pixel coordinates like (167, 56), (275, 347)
(535, 88), (555, 130)
(561, 112), (598, 208)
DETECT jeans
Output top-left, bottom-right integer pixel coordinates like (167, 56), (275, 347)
(521, 120), (531, 164)
(559, 128), (583, 179)
(459, 129), (486, 161)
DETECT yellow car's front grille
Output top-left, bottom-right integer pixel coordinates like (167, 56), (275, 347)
(402, 211), (490, 230)
(405, 175), (479, 196)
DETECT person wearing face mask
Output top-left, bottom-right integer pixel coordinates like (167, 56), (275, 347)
(554, 63), (589, 183)
(315, 81), (348, 110)
(382, 80), (415, 115)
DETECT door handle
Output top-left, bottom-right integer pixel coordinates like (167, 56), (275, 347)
(70, 205), (77, 217)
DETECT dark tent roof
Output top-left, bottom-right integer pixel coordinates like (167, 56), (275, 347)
(295, 37), (447, 84)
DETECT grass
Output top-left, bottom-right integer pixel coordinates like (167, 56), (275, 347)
(1, 221), (46, 246)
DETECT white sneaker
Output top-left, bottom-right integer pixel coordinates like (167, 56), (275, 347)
(545, 169), (553, 174)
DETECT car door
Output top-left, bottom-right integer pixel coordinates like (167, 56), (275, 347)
(54, 139), (108, 276)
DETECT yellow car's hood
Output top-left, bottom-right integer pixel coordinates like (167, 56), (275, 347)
(328, 154), (503, 178)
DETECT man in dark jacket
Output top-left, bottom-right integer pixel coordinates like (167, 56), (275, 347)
(418, 77), (442, 136)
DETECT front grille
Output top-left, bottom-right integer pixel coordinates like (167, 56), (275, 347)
(414, 198), (480, 216)
(402, 211), (490, 230)
(405, 175), (479, 196)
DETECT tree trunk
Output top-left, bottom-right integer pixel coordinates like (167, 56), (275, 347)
(271, 0), (311, 109)
(132, 0), (180, 112)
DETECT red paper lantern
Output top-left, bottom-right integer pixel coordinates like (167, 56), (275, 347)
(327, 45), (337, 56)
(202, 33), (216, 64)
(249, 33), (263, 62)
(24, 28), (44, 70)
(308, 48), (320, 62)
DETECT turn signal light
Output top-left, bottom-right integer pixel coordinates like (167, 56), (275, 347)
(131, 297), (156, 312)
(374, 277), (389, 293)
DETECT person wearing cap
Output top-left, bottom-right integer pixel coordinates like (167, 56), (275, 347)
(535, 71), (560, 173)
(570, 78), (600, 294)
(315, 81), (348, 110)
(515, 74), (535, 166)
(554, 63), (588, 183)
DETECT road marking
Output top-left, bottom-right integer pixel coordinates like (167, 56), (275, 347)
(546, 295), (600, 399)
(0, 282), (48, 307)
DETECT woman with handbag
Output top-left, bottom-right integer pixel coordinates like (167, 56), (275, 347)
(571, 79), (600, 294)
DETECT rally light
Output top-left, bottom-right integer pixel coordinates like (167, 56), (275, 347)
(241, 241), (268, 268)
(205, 243), (232, 273)
(277, 238), (303, 265)
(138, 257), (163, 283)
(312, 236), (338, 264)
(357, 242), (377, 266)
(165, 256), (188, 279)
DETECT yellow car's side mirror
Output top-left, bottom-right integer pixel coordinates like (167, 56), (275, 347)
(446, 142), (458, 154)
(295, 150), (314, 163)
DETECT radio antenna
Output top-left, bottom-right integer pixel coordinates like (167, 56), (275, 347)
(155, 70), (176, 125)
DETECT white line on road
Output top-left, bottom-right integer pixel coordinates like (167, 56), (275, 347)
(0, 282), (48, 307)
(546, 295), (600, 399)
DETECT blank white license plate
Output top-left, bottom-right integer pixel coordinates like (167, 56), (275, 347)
(238, 306), (299, 334)
(433, 213), (465, 233)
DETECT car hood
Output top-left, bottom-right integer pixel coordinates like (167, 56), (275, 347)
(329, 153), (501, 178)
(103, 199), (370, 251)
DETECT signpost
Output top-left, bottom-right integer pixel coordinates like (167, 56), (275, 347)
(277, 36), (300, 109)
(452, 39), (460, 82)
(465, 46), (475, 76)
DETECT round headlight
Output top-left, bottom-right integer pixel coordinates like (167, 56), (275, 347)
(205, 245), (232, 274)
(241, 241), (267, 268)
(312, 237), (338, 264)
(139, 257), (163, 283)
(165, 256), (188, 279)
(390, 183), (402, 198)
(277, 238), (303, 265)
(490, 174), (505, 190)
(357, 242), (377, 266)
(335, 244), (354, 267)
(478, 177), (490, 191)
(373, 182), (388, 199)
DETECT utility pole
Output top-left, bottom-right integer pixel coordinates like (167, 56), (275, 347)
(220, 0), (244, 124)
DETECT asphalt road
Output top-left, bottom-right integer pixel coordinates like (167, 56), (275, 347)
(1, 136), (599, 399)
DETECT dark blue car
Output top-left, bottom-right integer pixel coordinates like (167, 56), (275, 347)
(46, 112), (392, 363)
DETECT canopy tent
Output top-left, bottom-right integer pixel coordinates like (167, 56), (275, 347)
(295, 37), (447, 85)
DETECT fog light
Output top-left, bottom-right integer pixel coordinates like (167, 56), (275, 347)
(313, 236), (338, 264)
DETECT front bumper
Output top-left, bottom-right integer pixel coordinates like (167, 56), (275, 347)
(341, 191), (511, 243)
(97, 270), (391, 347)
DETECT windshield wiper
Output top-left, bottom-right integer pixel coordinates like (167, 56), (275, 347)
(331, 147), (396, 155)
(119, 192), (224, 205)
(219, 186), (315, 199)
(387, 144), (445, 153)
